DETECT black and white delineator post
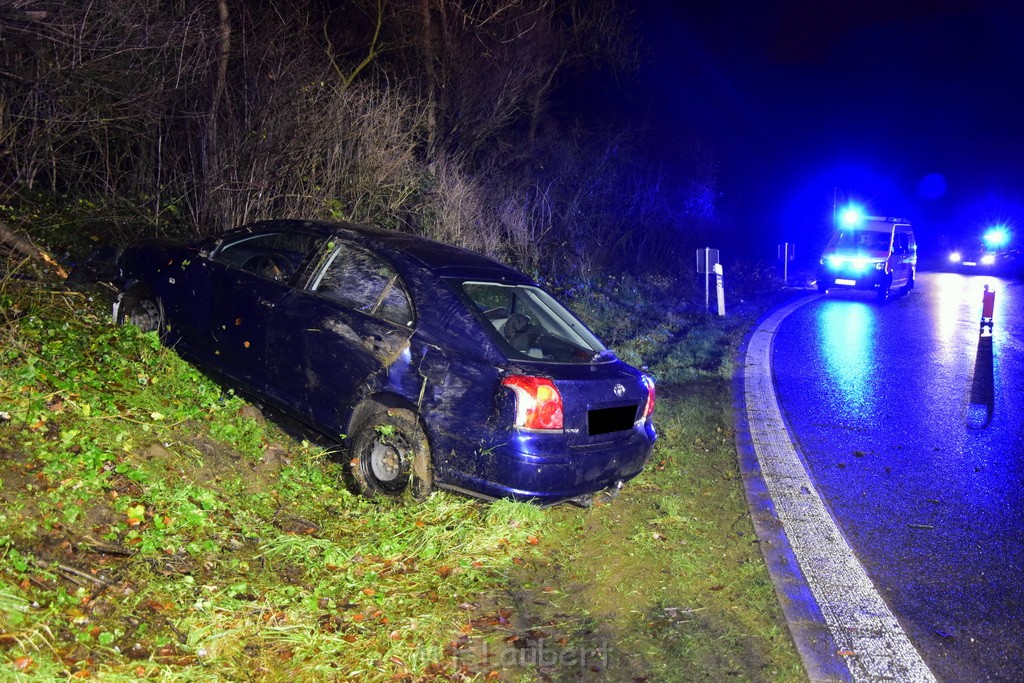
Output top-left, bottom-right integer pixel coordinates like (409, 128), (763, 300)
(778, 242), (795, 285)
(714, 262), (725, 316)
(696, 247), (725, 316)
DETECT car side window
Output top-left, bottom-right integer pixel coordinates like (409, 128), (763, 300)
(215, 231), (322, 282)
(311, 244), (414, 326)
(895, 233), (908, 253)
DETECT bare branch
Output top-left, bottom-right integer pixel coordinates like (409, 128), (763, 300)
(0, 220), (69, 279)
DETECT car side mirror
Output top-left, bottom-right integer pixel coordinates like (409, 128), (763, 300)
(198, 238), (223, 260)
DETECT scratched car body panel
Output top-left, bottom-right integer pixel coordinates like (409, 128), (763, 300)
(113, 219), (656, 504)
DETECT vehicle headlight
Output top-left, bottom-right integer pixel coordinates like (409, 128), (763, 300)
(827, 256), (843, 269)
(981, 254), (997, 265)
(873, 261), (885, 270)
(948, 251), (962, 263)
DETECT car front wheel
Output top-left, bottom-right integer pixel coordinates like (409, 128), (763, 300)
(116, 286), (164, 334)
(877, 275), (892, 302)
(350, 406), (433, 501)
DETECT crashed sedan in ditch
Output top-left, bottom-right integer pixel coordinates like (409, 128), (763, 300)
(111, 220), (656, 504)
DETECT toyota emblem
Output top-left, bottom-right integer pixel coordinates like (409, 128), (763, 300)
(613, 383), (626, 397)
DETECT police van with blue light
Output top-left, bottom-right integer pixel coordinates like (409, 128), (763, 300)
(946, 225), (1019, 275)
(816, 206), (917, 301)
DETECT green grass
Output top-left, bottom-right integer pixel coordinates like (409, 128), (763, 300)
(474, 381), (805, 681)
(0, 253), (804, 681)
(0, 280), (549, 681)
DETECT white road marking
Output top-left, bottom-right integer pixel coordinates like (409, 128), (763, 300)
(745, 295), (936, 682)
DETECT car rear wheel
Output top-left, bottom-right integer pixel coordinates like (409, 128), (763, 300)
(350, 406), (432, 501)
(116, 286), (164, 334)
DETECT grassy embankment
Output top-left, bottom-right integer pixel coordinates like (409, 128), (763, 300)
(0, 227), (804, 681)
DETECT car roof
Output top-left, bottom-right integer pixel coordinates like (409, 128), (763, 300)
(247, 219), (533, 284)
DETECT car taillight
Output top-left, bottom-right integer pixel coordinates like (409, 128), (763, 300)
(501, 375), (564, 431)
(640, 374), (656, 421)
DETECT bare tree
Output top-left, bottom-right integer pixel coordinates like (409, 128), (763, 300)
(1, 0), (718, 280)
(0, 1), (217, 209)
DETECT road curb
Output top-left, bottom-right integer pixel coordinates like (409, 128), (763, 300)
(733, 292), (936, 682)
(733, 296), (849, 683)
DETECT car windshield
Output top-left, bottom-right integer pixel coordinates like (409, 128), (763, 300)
(831, 229), (892, 252)
(457, 281), (607, 363)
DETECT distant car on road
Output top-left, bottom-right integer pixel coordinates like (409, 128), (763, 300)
(111, 220), (656, 505)
(816, 212), (917, 301)
(946, 226), (1020, 276)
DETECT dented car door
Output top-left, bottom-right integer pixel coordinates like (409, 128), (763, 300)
(265, 242), (416, 434)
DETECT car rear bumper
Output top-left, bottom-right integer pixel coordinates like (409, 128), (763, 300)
(443, 423), (656, 504)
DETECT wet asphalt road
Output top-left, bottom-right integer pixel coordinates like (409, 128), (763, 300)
(771, 271), (1024, 682)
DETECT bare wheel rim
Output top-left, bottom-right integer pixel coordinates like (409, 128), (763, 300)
(369, 439), (404, 483)
(351, 407), (432, 500)
(128, 297), (161, 332)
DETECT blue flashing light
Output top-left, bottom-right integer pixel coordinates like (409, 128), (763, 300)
(983, 226), (1009, 248)
(839, 205), (864, 228)
(826, 255), (875, 272)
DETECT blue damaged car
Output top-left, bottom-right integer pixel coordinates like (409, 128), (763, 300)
(112, 220), (656, 504)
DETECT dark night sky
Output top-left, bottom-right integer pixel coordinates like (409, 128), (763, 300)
(629, 0), (1024, 260)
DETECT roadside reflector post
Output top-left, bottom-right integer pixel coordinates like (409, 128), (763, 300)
(695, 247), (721, 313)
(777, 242), (795, 285)
(714, 262), (726, 316)
(981, 285), (995, 337)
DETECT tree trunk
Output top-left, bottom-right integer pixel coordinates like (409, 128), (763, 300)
(420, 0), (437, 155)
(198, 0), (231, 225)
(0, 220), (69, 279)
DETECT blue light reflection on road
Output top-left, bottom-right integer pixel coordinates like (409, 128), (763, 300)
(931, 273), (980, 360)
(817, 300), (878, 423)
(772, 273), (1024, 681)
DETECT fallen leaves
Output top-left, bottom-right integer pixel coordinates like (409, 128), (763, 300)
(470, 609), (513, 629)
(125, 504), (146, 526)
(12, 656), (34, 672)
(144, 599), (174, 611)
(124, 643), (151, 661)
(153, 643), (196, 666)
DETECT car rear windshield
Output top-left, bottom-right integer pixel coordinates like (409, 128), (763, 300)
(457, 281), (608, 363)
